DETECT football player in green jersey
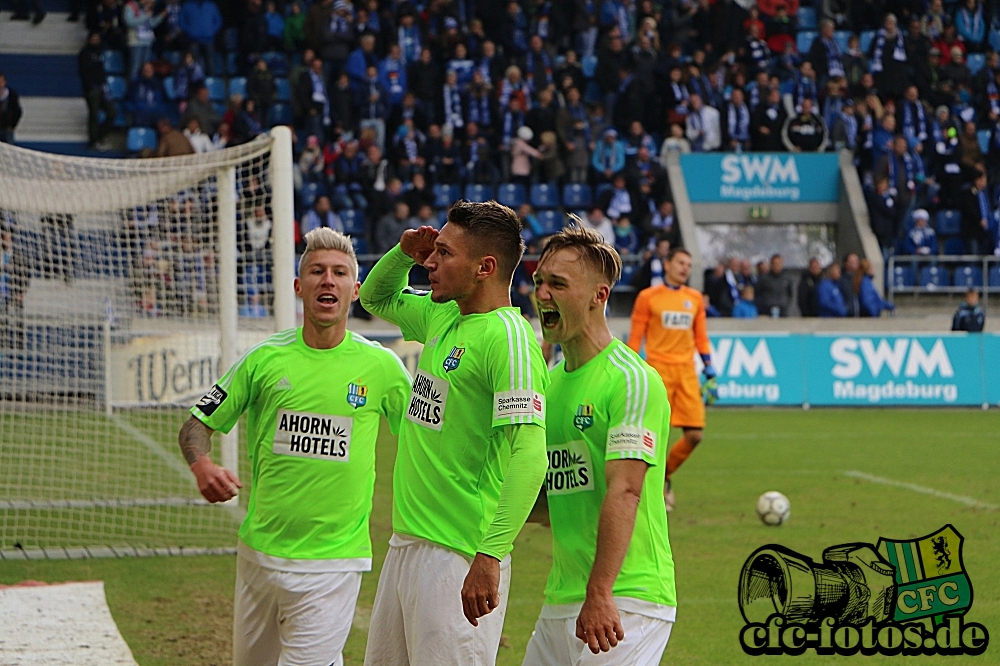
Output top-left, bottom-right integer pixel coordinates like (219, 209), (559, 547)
(523, 225), (676, 665)
(359, 200), (549, 666)
(178, 228), (411, 666)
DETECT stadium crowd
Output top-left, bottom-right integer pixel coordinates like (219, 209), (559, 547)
(58, 0), (1000, 316)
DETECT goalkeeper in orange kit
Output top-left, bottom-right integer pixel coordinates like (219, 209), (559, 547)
(627, 248), (715, 511)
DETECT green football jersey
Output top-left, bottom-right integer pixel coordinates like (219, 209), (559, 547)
(543, 339), (676, 609)
(191, 328), (411, 564)
(360, 246), (548, 559)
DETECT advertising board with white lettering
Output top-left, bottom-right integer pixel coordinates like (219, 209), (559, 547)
(701, 334), (994, 407)
(681, 153), (841, 203)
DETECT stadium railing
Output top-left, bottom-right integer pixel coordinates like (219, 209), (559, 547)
(888, 255), (1000, 308)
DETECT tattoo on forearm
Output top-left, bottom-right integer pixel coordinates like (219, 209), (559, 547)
(179, 418), (212, 465)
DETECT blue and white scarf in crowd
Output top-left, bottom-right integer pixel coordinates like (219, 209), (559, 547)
(309, 69), (330, 125)
(795, 75), (818, 111)
(501, 110), (523, 148)
(901, 99), (928, 142)
(466, 93), (491, 127)
(822, 95), (844, 132)
(567, 102), (590, 142)
(525, 49), (553, 92)
(688, 109), (705, 151)
(398, 25), (421, 64)
(838, 110), (858, 148)
(670, 81), (690, 111)
(932, 120), (958, 155)
(727, 103), (750, 142)
(871, 29), (906, 72)
(822, 37), (845, 78)
(443, 84), (464, 128)
(887, 151), (917, 193)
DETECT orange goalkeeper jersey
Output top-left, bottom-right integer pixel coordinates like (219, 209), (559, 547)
(627, 284), (710, 366)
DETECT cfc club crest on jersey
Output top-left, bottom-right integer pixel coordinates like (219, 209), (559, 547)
(443, 346), (465, 372)
(574, 403), (594, 431)
(347, 382), (368, 409)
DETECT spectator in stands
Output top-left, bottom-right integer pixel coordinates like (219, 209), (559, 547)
(332, 140), (367, 210)
(591, 127), (625, 183)
(723, 88), (752, 152)
(751, 87), (786, 151)
(956, 0), (987, 52)
(78, 33), (117, 151)
(284, 1), (305, 53)
(867, 175), (904, 262)
(300, 196), (342, 234)
(296, 57), (330, 140)
(88, 0), (127, 52)
(11, 0), (45, 24)
(959, 120), (985, 168)
(817, 263), (848, 317)
(755, 254), (793, 316)
(782, 98), (829, 151)
(830, 97), (858, 151)
(238, 0), (270, 75)
(182, 82), (221, 136)
(840, 253), (860, 316)
(178, 0), (222, 77)
(409, 48), (442, 123)
(156, 118), (194, 156)
(510, 125), (543, 188)
(904, 209), (939, 255)
(373, 201), (417, 254)
(703, 262), (735, 316)
(686, 94), (722, 152)
(123, 0), (166, 81)
(631, 235), (673, 291)
(556, 86), (591, 183)
(613, 216), (639, 256)
(952, 289), (986, 331)
(0, 223), (30, 350)
(733, 285), (759, 318)
(871, 13), (909, 99)
(583, 206), (615, 245)
(0, 73), (21, 144)
(248, 58), (277, 127)
(347, 33), (379, 90)
(961, 169), (994, 254)
(659, 122), (692, 158)
(125, 62), (168, 128)
(797, 256), (822, 316)
(856, 258), (894, 317)
(809, 20), (846, 85)
(184, 116), (214, 153)
(233, 98), (265, 145)
(174, 51), (206, 104)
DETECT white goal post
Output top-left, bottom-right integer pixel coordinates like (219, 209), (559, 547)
(0, 128), (296, 558)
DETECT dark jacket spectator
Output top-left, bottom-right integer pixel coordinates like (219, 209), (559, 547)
(247, 59), (277, 117)
(751, 88), (786, 151)
(952, 291), (985, 331)
(87, 0), (127, 51)
(797, 258), (822, 316)
(865, 177), (903, 253)
(78, 33), (116, 148)
(960, 171), (994, 254)
(156, 118), (195, 156)
(183, 83), (222, 135)
(374, 202), (417, 254)
(704, 262), (736, 316)
(0, 74), (22, 143)
(125, 63), (167, 127)
(755, 255), (793, 316)
(781, 99), (829, 152)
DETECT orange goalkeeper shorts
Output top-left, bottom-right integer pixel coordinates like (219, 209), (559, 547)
(652, 363), (705, 429)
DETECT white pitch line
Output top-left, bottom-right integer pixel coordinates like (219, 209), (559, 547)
(843, 471), (999, 510)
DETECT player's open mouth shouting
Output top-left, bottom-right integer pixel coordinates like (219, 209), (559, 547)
(317, 292), (339, 309)
(539, 306), (561, 329)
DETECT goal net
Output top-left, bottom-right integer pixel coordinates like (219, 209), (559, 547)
(0, 130), (295, 558)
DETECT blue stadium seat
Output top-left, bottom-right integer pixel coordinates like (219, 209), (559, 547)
(535, 209), (563, 235)
(162, 51), (182, 67)
(301, 182), (325, 208)
(226, 52), (239, 76)
(619, 263), (638, 286)
(496, 183), (526, 208)
(919, 265), (950, 288)
(275, 77), (291, 102)
(582, 54), (597, 78)
(433, 184), (461, 208)
(102, 50), (124, 75)
(798, 7), (817, 29)
(105, 75), (126, 100)
(223, 26), (240, 52)
(562, 183), (592, 208)
(340, 209), (365, 235)
(530, 183), (560, 209)
(594, 182), (613, 202)
(989, 265), (1000, 287)
(228, 77), (247, 98)
(163, 76), (176, 100)
(891, 265), (915, 288)
(796, 31), (817, 54)
(935, 209), (961, 235)
(833, 31), (851, 52)
(213, 101), (227, 115)
(953, 265), (983, 287)
(860, 30), (876, 53)
(204, 76), (226, 101)
(126, 127), (158, 153)
(943, 237), (966, 255)
(978, 129), (991, 155)
(967, 53), (986, 75)
(991, 29), (1000, 52)
(464, 183), (493, 203)
(351, 237), (369, 255)
(269, 102), (293, 126)
(436, 209), (449, 228)
(261, 51), (289, 76)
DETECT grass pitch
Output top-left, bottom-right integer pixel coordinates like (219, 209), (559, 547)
(1, 408), (997, 664)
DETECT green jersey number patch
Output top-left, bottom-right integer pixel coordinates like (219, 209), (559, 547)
(273, 409), (353, 461)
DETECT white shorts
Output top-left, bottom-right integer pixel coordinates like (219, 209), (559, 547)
(363, 534), (512, 666)
(233, 550), (362, 666)
(521, 608), (673, 666)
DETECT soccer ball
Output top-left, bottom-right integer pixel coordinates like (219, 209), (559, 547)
(756, 491), (791, 526)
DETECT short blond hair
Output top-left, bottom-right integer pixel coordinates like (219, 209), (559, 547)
(299, 227), (359, 278)
(538, 219), (622, 286)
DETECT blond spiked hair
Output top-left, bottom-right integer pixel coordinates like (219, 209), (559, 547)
(299, 227), (359, 279)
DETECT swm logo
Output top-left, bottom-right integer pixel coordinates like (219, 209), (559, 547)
(708, 339), (780, 403)
(829, 338), (958, 403)
(721, 154), (800, 186)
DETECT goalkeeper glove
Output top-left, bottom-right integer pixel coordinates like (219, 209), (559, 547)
(701, 355), (716, 380)
(702, 377), (719, 405)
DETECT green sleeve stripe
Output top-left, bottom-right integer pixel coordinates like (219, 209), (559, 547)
(218, 329), (298, 391)
(609, 346), (649, 429)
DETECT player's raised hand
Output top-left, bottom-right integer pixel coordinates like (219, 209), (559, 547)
(461, 552), (501, 626)
(400, 226), (439, 265)
(576, 592), (625, 654)
(190, 457), (242, 503)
